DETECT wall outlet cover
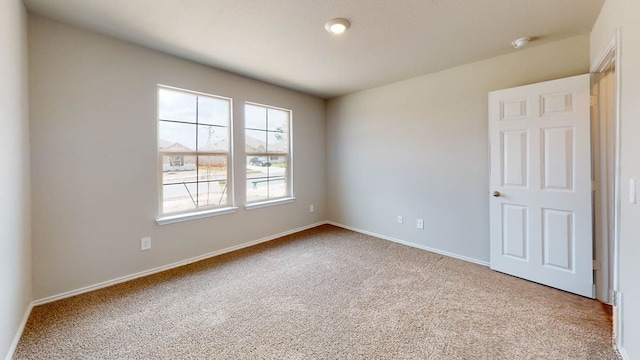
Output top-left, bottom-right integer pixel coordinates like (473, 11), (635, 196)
(141, 237), (151, 251)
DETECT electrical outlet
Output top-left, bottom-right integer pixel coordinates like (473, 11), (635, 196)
(141, 237), (151, 251)
(397, 215), (403, 224)
(310, 204), (314, 213)
(416, 219), (424, 229)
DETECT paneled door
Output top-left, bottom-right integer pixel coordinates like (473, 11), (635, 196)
(489, 74), (593, 298)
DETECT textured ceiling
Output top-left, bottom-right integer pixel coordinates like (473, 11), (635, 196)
(23, 0), (604, 99)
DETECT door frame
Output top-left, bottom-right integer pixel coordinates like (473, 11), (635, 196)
(590, 29), (621, 338)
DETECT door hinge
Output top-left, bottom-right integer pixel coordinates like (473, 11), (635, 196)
(590, 95), (597, 107)
(592, 260), (601, 271)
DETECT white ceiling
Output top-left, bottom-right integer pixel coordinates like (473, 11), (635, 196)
(23, 0), (604, 99)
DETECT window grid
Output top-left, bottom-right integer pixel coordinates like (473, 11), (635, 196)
(158, 86), (232, 216)
(245, 102), (292, 204)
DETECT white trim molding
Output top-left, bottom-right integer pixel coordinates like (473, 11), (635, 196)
(590, 28), (623, 352)
(34, 221), (326, 306)
(327, 221), (490, 267)
(4, 302), (33, 360)
(34, 220), (492, 306)
(156, 207), (238, 225)
(244, 197), (296, 211)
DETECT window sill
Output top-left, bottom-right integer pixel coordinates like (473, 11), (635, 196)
(244, 197), (296, 211)
(156, 207), (238, 225)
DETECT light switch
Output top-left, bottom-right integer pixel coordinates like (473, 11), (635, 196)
(630, 179), (636, 204)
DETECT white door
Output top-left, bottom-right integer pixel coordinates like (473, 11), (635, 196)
(489, 74), (593, 298)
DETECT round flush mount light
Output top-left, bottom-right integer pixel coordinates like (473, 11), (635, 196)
(512, 37), (530, 49)
(325, 18), (350, 35)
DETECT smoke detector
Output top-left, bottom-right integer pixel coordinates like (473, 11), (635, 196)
(512, 37), (530, 49)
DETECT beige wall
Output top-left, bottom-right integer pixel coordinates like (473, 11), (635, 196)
(326, 35), (590, 264)
(591, 0), (640, 358)
(22, 6), (636, 358)
(0, 0), (32, 358)
(29, 15), (326, 300)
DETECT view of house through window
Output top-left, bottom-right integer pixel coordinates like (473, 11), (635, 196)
(158, 86), (232, 216)
(245, 103), (291, 204)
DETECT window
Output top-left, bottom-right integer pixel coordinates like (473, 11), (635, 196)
(158, 86), (232, 218)
(245, 103), (292, 205)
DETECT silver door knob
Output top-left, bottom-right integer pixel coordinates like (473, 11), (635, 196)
(492, 191), (501, 197)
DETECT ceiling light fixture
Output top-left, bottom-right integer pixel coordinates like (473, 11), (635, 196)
(325, 18), (350, 35)
(511, 37), (530, 49)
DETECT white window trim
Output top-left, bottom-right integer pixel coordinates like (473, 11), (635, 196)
(157, 85), (234, 220)
(244, 197), (296, 211)
(156, 206), (238, 225)
(244, 101), (294, 205)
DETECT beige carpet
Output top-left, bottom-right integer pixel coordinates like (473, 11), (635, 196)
(14, 225), (619, 359)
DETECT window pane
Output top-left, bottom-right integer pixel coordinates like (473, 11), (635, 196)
(198, 96), (230, 126)
(163, 183), (198, 213)
(247, 156), (271, 179)
(196, 180), (228, 208)
(267, 108), (289, 132)
(246, 177), (287, 203)
(246, 156), (287, 202)
(159, 86), (232, 216)
(244, 102), (291, 205)
(198, 156), (227, 182)
(197, 125), (228, 152)
(268, 177), (287, 198)
(162, 155), (228, 211)
(158, 88), (197, 123)
(269, 156), (289, 199)
(269, 157), (287, 180)
(267, 131), (289, 153)
(246, 178), (268, 203)
(246, 129), (267, 153)
(159, 121), (196, 151)
(162, 155), (197, 184)
(245, 104), (266, 130)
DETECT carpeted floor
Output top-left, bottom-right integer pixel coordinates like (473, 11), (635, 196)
(14, 225), (619, 359)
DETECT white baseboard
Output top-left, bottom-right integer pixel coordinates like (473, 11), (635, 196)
(4, 302), (34, 360)
(33, 220), (488, 306)
(17, 219), (485, 358)
(617, 291), (629, 360)
(618, 348), (629, 360)
(327, 221), (490, 267)
(11, 220), (619, 360)
(33, 221), (328, 306)
(30, 219), (488, 305)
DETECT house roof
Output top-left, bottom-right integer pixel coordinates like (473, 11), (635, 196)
(159, 141), (193, 152)
(160, 136), (288, 153)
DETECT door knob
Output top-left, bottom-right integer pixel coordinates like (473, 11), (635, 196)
(492, 191), (501, 197)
